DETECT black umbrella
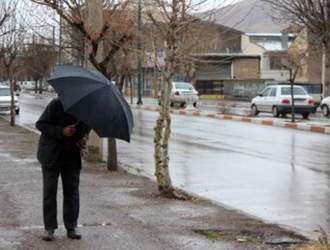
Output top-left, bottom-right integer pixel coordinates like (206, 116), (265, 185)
(47, 65), (134, 142)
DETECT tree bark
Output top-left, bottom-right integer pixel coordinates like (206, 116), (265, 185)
(154, 76), (173, 195)
(39, 80), (43, 94)
(107, 137), (117, 171)
(9, 79), (15, 127)
(322, 42), (330, 97)
(34, 80), (38, 94)
(290, 78), (295, 123)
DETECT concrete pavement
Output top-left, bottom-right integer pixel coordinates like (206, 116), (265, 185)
(0, 118), (308, 249)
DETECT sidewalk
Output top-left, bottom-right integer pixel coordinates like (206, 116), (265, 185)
(0, 118), (309, 250)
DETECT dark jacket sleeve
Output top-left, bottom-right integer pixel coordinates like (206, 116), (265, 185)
(75, 122), (91, 141)
(35, 99), (64, 141)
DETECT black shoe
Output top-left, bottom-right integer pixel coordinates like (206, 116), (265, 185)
(42, 230), (55, 241)
(67, 229), (81, 240)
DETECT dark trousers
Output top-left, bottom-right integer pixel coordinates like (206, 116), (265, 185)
(42, 164), (80, 231)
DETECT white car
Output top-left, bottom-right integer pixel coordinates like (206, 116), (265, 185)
(320, 96), (330, 117)
(158, 81), (199, 107)
(251, 85), (315, 119)
(0, 85), (20, 115)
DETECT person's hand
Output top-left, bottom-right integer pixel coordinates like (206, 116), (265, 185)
(76, 137), (88, 150)
(63, 124), (76, 137)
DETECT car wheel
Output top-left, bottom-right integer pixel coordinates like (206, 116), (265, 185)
(322, 105), (330, 117)
(302, 112), (310, 119)
(193, 102), (197, 108)
(251, 104), (259, 116)
(15, 109), (20, 115)
(272, 106), (279, 118)
(170, 102), (174, 107)
(180, 102), (185, 108)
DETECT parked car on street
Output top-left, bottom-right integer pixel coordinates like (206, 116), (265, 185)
(320, 96), (330, 117)
(251, 85), (315, 119)
(0, 85), (20, 115)
(158, 81), (199, 107)
(300, 84), (322, 107)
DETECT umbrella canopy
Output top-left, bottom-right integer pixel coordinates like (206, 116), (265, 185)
(47, 65), (134, 142)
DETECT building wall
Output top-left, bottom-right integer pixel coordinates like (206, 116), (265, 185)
(195, 63), (232, 80)
(241, 35), (265, 55)
(232, 58), (260, 79)
(306, 32), (322, 83)
(260, 70), (290, 81)
(223, 79), (267, 100)
(289, 29), (322, 84)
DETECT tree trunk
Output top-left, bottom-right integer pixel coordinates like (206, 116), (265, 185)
(290, 78), (295, 123)
(107, 137), (117, 171)
(129, 76), (133, 105)
(154, 76), (173, 195)
(34, 80), (38, 94)
(39, 80), (43, 94)
(322, 42), (330, 97)
(9, 79), (15, 127)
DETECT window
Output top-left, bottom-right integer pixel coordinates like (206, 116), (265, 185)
(0, 88), (10, 96)
(301, 84), (322, 94)
(270, 88), (277, 97)
(261, 88), (271, 96)
(174, 82), (193, 90)
(281, 87), (307, 95)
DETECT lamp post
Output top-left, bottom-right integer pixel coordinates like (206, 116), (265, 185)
(58, 0), (63, 65)
(137, 0), (143, 105)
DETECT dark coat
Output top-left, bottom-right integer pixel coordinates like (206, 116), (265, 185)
(36, 98), (90, 168)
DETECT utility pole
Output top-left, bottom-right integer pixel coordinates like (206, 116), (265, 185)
(137, 0), (143, 105)
(58, 0), (63, 65)
(52, 25), (56, 46)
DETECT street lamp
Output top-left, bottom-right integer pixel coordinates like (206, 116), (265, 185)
(137, 0), (143, 105)
(58, 0), (63, 65)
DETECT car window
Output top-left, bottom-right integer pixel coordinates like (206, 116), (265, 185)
(174, 82), (193, 90)
(0, 88), (10, 96)
(270, 88), (277, 97)
(261, 88), (271, 97)
(281, 87), (307, 95)
(301, 84), (322, 94)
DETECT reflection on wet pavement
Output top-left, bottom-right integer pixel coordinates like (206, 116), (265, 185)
(117, 109), (330, 238)
(15, 94), (330, 238)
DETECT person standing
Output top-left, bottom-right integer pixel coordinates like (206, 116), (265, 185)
(36, 98), (90, 241)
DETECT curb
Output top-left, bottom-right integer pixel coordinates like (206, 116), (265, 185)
(0, 116), (41, 135)
(133, 105), (330, 136)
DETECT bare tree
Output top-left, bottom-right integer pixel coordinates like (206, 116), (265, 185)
(0, 2), (14, 37)
(262, 0), (330, 97)
(0, 4), (25, 126)
(30, 0), (135, 170)
(22, 42), (57, 94)
(281, 43), (307, 122)
(146, 0), (218, 198)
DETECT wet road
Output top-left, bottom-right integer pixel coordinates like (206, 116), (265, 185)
(13, 94), (330, 238)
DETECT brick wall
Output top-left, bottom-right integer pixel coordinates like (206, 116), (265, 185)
(233, 58), (260, 79)
(307, 34), (322, 83)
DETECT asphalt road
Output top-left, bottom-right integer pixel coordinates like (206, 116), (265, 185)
(13, 93), (330, 238)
